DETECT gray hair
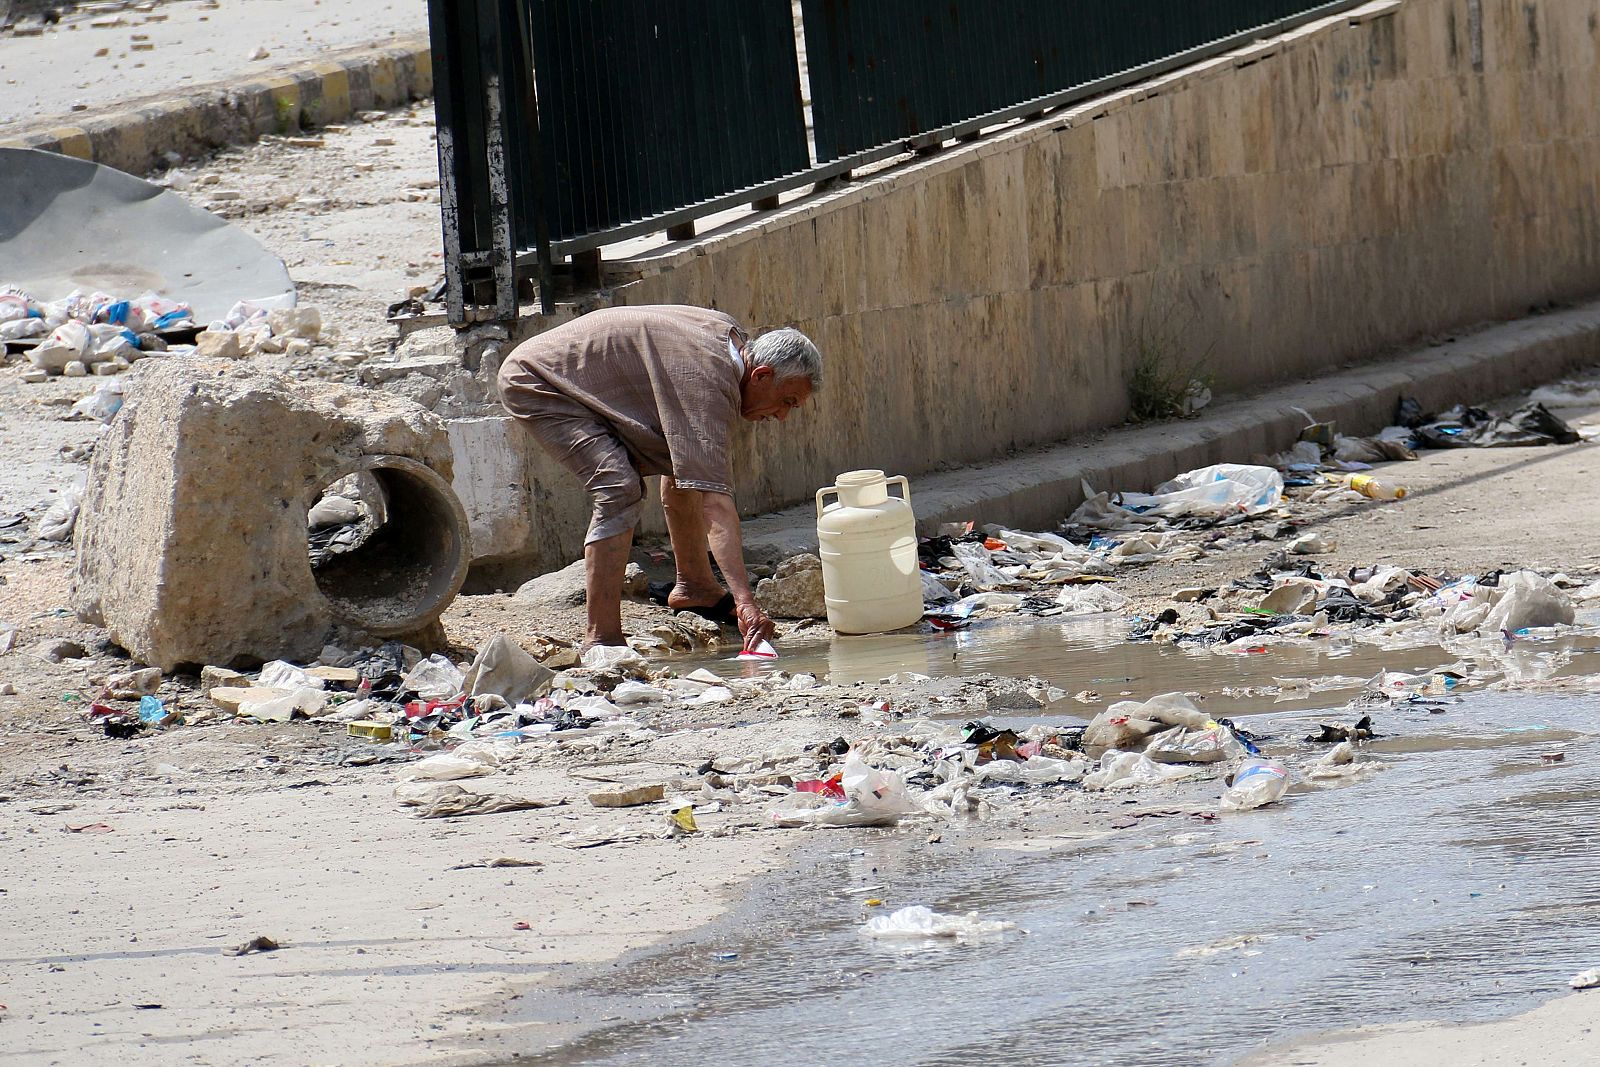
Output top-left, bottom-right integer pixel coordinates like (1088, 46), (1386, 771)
(747, 328), (822, 391)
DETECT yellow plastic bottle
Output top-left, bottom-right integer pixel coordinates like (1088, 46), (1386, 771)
(815, 470), (923, 634)
(1339, 473), (1408, 500)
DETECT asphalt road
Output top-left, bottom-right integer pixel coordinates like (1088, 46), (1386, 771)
(0, 0), (425, 127)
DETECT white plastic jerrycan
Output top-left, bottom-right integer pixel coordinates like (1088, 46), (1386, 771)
(815, 470), (923, 634)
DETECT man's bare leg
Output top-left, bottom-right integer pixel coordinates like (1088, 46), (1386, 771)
(583, 530), (634, 648)
(660, 479), (725, 609)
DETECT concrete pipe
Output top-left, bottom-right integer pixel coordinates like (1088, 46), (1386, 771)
(309, 455), (472, 637)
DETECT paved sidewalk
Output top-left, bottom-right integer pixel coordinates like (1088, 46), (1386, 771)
(0, 0), (425, 124)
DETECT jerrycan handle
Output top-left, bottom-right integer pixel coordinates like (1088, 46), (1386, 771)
(887, 476), (911, 508)
(815, 485), (839, 520)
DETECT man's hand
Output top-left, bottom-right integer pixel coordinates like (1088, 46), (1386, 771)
(736, 599), (776, 651)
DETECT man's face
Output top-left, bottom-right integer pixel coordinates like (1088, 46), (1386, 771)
(740, 366), (813, 423)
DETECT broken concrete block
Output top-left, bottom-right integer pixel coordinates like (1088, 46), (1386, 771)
(200, 665), (247, 695)
(240, 687), (328, 721)
(105, 666), (162, 697)
(306, 665), (360, 685)
(755, 554), (826, 619)
(623, 562), (650, 599)
(267, 306), (322, 341)
(62, 360), (88, 377)
(588, 783), (665, 808)
(74, 360), (470, 671)
(208, 686), (289, 714)
(514, 558), (588, 608)
(195, 330), (241, 359)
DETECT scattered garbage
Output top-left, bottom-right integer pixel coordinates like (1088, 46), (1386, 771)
(35, 489), (81, 542)
(769, 753), (923, 828)
(861, 905), (1017, 941)
(1395, 397), (1580, 449)
(1570, 967), (1600, 990)
(223, 935), (281, 957)
(1220, 758), (1291, 811)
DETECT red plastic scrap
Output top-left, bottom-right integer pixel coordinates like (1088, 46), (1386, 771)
(796, 774), (846, 800)
(405, 696), (467, 719)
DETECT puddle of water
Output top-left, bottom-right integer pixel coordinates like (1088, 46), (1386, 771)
(671, 616), (1600, 717)
(495, 693), (1600, 1067)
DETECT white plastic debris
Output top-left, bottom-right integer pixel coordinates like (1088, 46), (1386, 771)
(403, 741), (503, 781)
(70, 378), (125, 424)
(920, 570), (958, 603)
(1481, 570), (1575, 632)
(973, 756), (1085, 785)
(581, 645), (649, 671)
(951, 541), (1017, 591)
(462, 634), (553, 705)
(402, 654), (465, 700)
(610, 680), (669, 705)
(1569, 967), (1600, 989)
(1054, 585), (1130, 615)
(768, 754), (923, 828)
(240, 687), (328, 722)
(861, 905), (1016, 941)
(36, 488), (82, 542)
(258, 660), (324, 690)
(1117, 464), (1284, 521)
(1220, 758), (1291, 811)
(1083, 750), (1198, 791)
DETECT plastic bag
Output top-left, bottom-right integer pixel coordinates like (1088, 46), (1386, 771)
(951, 541), (1017, 591)
(402, 741), (504, 781)
(580, 644), (649, 672)
(69, 379), (125, 424)
(241, 687), (329, 722)
(1054, 585), (1129, 615)
(1117, 464), (1284, 520)
(921, 569), (957, 604)
(1083, 750), (1198, 790)
(1082, 710), (1163, 752)
(861, 905), (1016, 940)
(768, 754), (922, 827)
(1481, 571), (1575, 632)
(1220, 757), (1290, 811)
(258, 660), (324, 690)
(30, 320), (90, 371)
(402, 654), (465, 700)
(1144, 724), (1243, 764)
(36, 488), (82, 542)
(973, 755), (1086, 785)
(610, 680), (669, 704)
(0, 317), (46, 341)
(462, 634), (554, 704)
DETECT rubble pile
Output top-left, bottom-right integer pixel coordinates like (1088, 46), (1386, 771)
(0, 284), (327, 384)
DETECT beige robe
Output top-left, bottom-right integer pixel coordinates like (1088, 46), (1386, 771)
(497, 304), (745, 542)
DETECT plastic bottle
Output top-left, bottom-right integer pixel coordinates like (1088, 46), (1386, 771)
(815, 470), (922, 634)
(1220, 757), (1290, 811)
(1338, 473), (1408, 500)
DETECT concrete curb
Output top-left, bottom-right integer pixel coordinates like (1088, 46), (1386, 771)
(741, 302), (1600, 561)
(0, 34), (432, 176)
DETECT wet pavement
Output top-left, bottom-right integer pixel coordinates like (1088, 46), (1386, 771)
(497, 692), (1600, 1066)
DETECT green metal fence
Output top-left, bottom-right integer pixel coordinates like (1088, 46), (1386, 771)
(428, 0), (1369, 321)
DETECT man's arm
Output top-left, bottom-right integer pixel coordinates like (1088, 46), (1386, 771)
(701, 491), (776, 649)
